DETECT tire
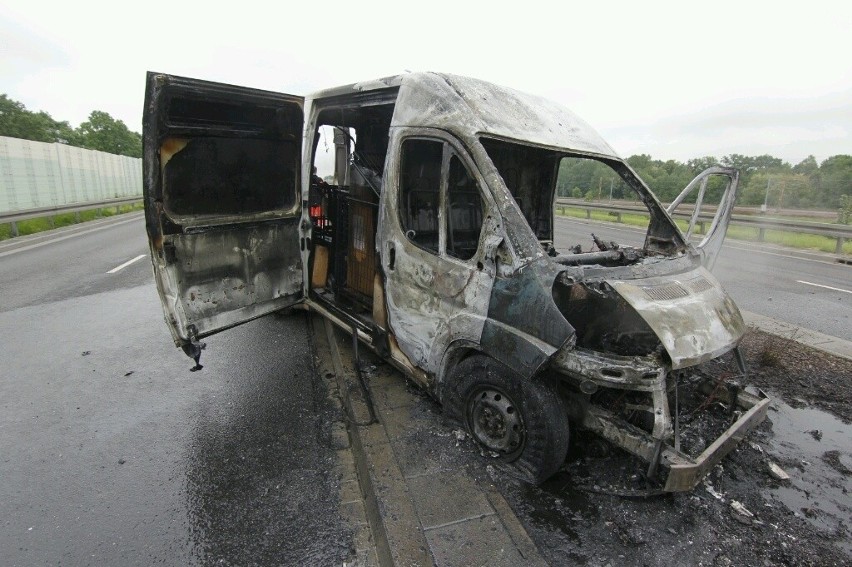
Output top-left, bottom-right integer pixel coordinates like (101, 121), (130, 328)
(445, 354), (570, 485)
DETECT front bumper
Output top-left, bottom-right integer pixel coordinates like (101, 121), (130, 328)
(578, 378), (770, 492)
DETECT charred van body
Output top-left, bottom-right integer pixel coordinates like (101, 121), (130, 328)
(143, 72), (769, 491)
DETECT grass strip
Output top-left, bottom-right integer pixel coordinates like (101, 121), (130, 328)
(0, 202), (143, 241)
(555, 206), (852, 255)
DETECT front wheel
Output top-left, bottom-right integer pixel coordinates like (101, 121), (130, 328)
(446, 355), (570, 484)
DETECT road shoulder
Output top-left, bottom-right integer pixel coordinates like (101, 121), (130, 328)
(313, 315), (547, 567)
(742, 309), (852, 361)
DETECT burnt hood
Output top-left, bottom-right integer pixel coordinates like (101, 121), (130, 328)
(608, 267), (745, 369)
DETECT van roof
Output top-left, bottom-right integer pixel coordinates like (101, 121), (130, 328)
(308, 72), (618, 158)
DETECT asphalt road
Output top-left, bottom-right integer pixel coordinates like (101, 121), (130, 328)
(1, 213), (848, 565)
(0, 214), (353, 565)
(553, 216), (852, 341)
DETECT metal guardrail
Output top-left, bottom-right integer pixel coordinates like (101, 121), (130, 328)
(3, 194), (848, 255)
(555, 198), (851, 255)
(0, 197), (143, 237)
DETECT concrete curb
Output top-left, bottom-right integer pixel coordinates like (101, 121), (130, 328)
(309, 315), (383, 567)
(319, 317), (547, 567)
(742, 310), (852, 361)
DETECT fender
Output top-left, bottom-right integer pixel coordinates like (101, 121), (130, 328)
(479, 318), (573, 378)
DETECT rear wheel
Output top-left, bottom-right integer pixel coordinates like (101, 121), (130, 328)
(447, 354), (570, 484)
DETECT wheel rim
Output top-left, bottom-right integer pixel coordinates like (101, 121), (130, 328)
(466, 387), (525, 458)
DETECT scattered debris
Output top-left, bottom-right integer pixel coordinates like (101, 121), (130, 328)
(81, 351), (91, 356)
(822, 450), (852, 476)
(767, 461), (790, 481)
(807, 429), (823, 441)
(730, 500), (755, 524)
(453, 429), (467, 445)
(123, 371), (134, 377)
(118, 458), (126, 465)
(704, 481), (725, 501)
(501, 329), (852, 565)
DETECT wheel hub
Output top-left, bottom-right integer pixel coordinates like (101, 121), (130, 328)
(468, 388), (524, 456)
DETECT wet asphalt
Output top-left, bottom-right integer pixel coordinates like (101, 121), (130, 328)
(3, 214), (850, 565)
(0, 217), (352, 565)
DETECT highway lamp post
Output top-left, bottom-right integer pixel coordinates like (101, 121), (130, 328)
(762, 177), (772, 213)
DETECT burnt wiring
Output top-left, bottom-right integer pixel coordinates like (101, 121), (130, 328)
(349, 329), (379, 426)
(333, 125), (382, 198)
(688, 372), (736, 417)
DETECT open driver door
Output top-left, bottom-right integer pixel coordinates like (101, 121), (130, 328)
(667, 166), (740, 271)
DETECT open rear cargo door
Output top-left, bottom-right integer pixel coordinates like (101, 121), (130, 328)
(143, 72), (305, 355)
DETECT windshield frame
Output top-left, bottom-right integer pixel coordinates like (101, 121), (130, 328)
(471, 135), (688, 267)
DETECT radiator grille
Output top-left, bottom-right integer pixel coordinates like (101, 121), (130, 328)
(641, 282), (689, 301)
(685, 276), (714, 293)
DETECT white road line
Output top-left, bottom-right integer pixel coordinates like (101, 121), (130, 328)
(107, 254), (147, 274)
(797, 280), (852, 295)
(0, 214), (143, 258)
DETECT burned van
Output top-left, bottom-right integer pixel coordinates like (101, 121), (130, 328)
(143, 72), (769, 491)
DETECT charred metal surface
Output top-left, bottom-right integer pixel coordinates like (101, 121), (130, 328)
(552, 348), (664, 391)
(609, 267), (745, 369)
(580, 379), (770, 491)
(143, 70), (760, 490)
(667, 167), (740, 271)
(379, 127), (499, 377)
(143, 73), (305, 348)
(165, 220), (303, 340)
(391, 73), (616, 157)
(482, 259), (575, 377)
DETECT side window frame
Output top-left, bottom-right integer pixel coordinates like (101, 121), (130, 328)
(445, 151), (485, 262)
(397, 136), (445, 256)
(395, 131), (491, 265)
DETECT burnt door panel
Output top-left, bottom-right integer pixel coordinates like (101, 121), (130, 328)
(379, 130), (496, 376)
(666, 167), (740, 271)
(143, 72), (305, 350)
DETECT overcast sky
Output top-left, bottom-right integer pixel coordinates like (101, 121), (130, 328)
(2, 0), (850, 165)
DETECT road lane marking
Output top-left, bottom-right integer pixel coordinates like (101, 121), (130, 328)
(0, 214), (143, 258)
(797, 280), (852, 294)
(107, 254), (147, 274)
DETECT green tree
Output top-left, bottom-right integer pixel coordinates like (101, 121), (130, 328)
(628, 154), (694, 202)
(686, 156), (719, 173)
(838, 195), (852, 224)
(76, 111), (142, 158)
(0, 94), (78, 144)
(817, 155), (852, 208)
(740, 172), (814, 208)
(793, 155), (818, 176)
